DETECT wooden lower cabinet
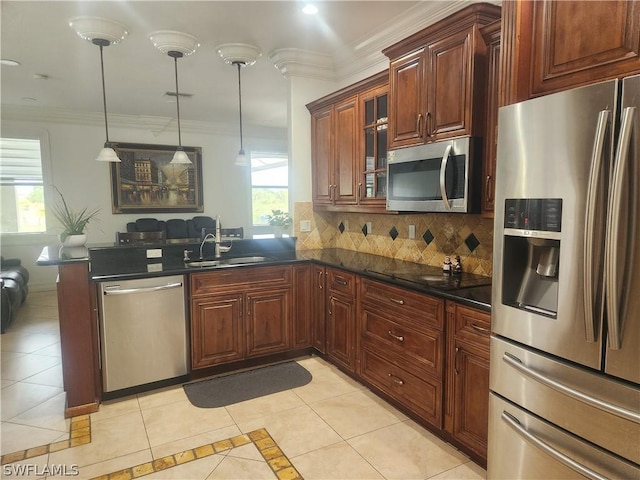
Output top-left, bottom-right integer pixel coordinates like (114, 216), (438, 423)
(326, 268), (358, 372)
(445, 301), (491, 466)
(190, 266), (292, 369)
(311, 265), (326, 353)
(358, 278), (445, 429)
(291, 265), (313, 349)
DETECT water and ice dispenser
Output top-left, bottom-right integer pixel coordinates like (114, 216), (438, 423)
(501, 199), (562, 318)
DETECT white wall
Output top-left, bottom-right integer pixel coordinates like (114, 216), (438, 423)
(1, 110), (287, 290)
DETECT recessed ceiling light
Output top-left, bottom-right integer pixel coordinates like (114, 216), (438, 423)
(1, 59), (21, 66)
(302, 4), (318, 15)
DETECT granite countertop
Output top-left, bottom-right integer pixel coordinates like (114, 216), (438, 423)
(37, 241), (492, 311)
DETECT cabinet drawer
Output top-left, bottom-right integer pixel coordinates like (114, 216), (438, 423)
(361, 347), (443, 429)
(361, 306), (443, 378)
(327, 268), (357, 296)
(454, 304), (491, 346)
(361, 278), (444, 329)
(191, 266), (291, 296)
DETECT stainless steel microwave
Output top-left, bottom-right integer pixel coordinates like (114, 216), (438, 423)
(386, 137), (476, 213)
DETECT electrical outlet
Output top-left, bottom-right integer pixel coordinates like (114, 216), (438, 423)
(146, 249), (162, 259)
(300, 220), (311, 232)
(408, 225), (416, 239)
(366, 222), (372, 234)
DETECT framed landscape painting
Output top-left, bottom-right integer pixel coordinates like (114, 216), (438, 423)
(109, 142), (204, 214)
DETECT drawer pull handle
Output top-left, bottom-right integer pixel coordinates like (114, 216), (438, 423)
(387, 331), (405, 342)
(388, 373), (405, 385)
(389, 297), (405, 305)
(471, 323), (490, 334)
(335, 278), (348, 286)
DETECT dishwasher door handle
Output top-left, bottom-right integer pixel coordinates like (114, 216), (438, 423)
(103, 282), (183, 295)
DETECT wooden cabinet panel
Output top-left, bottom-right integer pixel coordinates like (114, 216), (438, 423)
(360, 278), (444, 329)
(361, 308), (443, 379)
(191, 294), (244, 368)
(292, 265), (313, 349)
(445, 301), (491, 466)
(334, 97), (359, 205)
(502, 0), (640, 104)
(327, 268), (357, 297)
(311, 265), (326, 353)
(452, 339), (490, 461)
(246, 288), (291, 357)
(311, 107), (333, 206)
(360, 348), (442, 428)
(428, 29), (472, 139)
(388, 49), (426, 148)
(327, 293), (357, 372)
(480, 20), (501, 217)
(191, 266), (291, 296)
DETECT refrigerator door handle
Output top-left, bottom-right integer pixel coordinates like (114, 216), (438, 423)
(583, 109), (611, 342)
(439, 144), (452, 211)
(605, 106), (637, 350)
(501, 411), (609, 480)
(502, 352), (640, 423)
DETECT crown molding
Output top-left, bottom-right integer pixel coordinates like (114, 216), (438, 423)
(268, 48), (335, 80)
(1, 105), (285, 139)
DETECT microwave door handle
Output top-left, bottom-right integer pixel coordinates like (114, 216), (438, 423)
(605, 106), (637, 350)
(583, 109), (611, 342)
(439, 144), (453, 211)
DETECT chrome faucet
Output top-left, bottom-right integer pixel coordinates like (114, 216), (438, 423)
(199, 215), (232, 259)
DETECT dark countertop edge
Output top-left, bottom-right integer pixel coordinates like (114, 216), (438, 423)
(38, 245), (491, 312)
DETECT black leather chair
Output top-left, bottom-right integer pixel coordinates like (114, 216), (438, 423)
(126, 218), (167, 234)
(165, 219), (190, 239)
(187, 216), (216, 238)
(1, 257), (29, 333)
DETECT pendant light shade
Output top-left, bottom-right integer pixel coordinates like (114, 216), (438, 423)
(216, 44), (261, 167)
(69, 17), (128, 162)
(149, 31), (199, 165)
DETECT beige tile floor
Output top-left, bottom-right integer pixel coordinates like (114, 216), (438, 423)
(1, 290), (487, 480)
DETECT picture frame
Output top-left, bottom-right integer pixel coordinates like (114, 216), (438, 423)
(109, 142), (204, 214)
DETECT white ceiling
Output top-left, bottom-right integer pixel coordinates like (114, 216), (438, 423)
(1, 1), (496, 131)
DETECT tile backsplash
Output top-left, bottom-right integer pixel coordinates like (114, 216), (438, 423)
(293, 202), (493, 277)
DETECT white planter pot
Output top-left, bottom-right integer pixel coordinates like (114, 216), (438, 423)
(60, 233), (87, 247)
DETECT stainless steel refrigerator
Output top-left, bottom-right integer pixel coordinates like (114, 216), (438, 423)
(489, 75), (640, 479)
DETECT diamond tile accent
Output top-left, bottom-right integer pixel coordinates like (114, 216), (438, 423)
(338, 222), (345, 234)
(361, 224), (368, 237)
(465, 232), (480, 252)
(422, 229), (434, 245)
(389, 226), (398, 240)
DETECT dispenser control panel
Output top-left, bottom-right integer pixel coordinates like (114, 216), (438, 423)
(504, 198), (562, 232)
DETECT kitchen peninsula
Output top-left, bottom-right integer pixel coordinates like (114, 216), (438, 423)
(38, 237), (492, 465)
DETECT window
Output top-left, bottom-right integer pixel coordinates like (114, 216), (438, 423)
(251, 153), (289, 225)
(0, 137), (47, 233)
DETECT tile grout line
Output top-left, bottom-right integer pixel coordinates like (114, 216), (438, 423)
(87, 428), (303, 480)
(0, 414), (91, 465)
(1, 415), (304, 480)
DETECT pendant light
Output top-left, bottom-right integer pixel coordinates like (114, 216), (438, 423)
(216, 44), (262, 166)
(69, 17), (128, 162)
(150, 31), (200, 164)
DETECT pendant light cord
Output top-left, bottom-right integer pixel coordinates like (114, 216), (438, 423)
(236, 62), (244, 153)
(174, 55), (182, 147)
(98, 43), (110, 144)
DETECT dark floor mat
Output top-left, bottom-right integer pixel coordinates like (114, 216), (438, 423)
(183, 361), (312, 408)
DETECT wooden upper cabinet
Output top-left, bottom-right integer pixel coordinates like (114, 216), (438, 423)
(388, 49), (426, 148)
(311, 106), (333, 206)
(307, 71), (389, 213)
(384, 3), (501, 149)
(501, 0), (640, 105)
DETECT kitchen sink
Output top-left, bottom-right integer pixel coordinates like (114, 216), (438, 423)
(185, 256), (273, 268)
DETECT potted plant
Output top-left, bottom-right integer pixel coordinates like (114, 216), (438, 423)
(265, 209), (291, 238)
(51, 186), (100, 246)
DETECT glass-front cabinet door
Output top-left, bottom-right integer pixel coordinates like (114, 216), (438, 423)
(360, 84), (388, 209)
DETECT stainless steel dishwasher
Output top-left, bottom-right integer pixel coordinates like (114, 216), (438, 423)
(98, 275), (188, 393)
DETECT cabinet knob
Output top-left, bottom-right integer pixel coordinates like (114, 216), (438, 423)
(388, 373), (405, 385)
(389, 297), (405, 305)
(387, 330), (405, 342)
